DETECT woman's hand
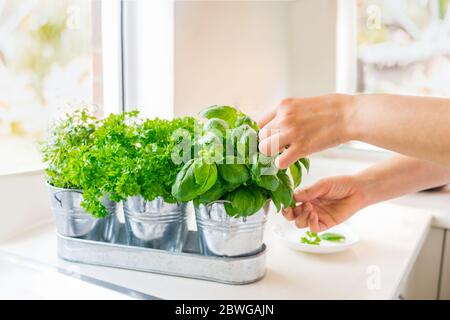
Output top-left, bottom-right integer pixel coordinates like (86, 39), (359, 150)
(282, 155), (450, 232)
(258, 94), (356, 169)
(260, 94), (450, 167)
(282, 176), (368, 233)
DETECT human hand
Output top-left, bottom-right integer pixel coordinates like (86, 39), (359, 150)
(282, 175), (369, 233)
(258, 94), (356, 169)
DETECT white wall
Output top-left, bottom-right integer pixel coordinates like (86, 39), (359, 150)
(174, 0), (338, 118)
(175, 0), (291, 118)
(290, 0), (337, 97)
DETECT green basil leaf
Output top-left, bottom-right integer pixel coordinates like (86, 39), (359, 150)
(301, 231), (321, 245)
(218, 156), (250, 185)
(320, 233), (346, 242)
(197, 176), (229, 204)
(253, 154), (278, 176)
(224, 201), (239, 217)
(225, 186), (267, 217)
(299, 158), (310, 173)
(237, 127), (257, 163)
(271, 193), (282, 212)
(199, 105), (240, 128)
(270, 170), (293, 210)
(194, 160), (218, 194)
(289, 161), (302, 188)
(250, 186), (268, 214)
(171, 159), (198, 201)
(204, 118), (229, 136)
(227, 124), (256, 162)
(193, 158), (210, 184)
(172, 158), (217, 202)
(234, 115), (259, 131)
(255, 175), (280, 192)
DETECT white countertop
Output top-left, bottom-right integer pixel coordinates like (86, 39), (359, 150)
(0, 202), (432, 300)
(0, 251), (133, 300)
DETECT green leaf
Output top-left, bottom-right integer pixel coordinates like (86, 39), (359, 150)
(172, 158), (217, 202)
(199, 105), (241, 128)
(230, 125), (257, 163)
(270, 170), (293, 211)
(204, 118), (229, 136)
(252, 154), (278, 176)
(218, 156), (250, 185)
(225, 124), (258, 164)
(255, 175), (280, 192)
(320, 233), (346, 242)
(197, 176), (230, 204)
(234, 115), (259, 131)
(225, 186), (266, 217)
(172, 159), (196, 201)
(299, 158), (310, 173)
(289, 161), (302, 188)
(271, 194), (281, 212)
(301, 231), (321, 245)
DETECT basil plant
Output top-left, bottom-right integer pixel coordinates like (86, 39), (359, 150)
(171, 105), (310, 218)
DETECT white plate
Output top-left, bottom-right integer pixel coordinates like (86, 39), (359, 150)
(272, 222), (360, 254)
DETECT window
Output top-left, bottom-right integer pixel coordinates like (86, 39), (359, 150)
(0, 0), (121, 175)
(337, 0), (450, 152)
(357, 0), (450, 97)
(338, 0), (450, 96)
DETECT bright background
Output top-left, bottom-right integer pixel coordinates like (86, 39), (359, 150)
(1, 0), (450, 175)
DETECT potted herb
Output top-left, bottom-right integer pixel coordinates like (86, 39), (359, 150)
(83, 111), (198, 251)
(42, 109), (118, 241)
(121, 116), (198, 251)
(172, 106), (309, 257)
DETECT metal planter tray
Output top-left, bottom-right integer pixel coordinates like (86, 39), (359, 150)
(57, 224), (266, 285)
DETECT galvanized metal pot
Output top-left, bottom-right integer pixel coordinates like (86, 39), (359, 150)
(47, 184), (118, 241)
(123, 196), (187, 251)
(195, 201), (269, 257)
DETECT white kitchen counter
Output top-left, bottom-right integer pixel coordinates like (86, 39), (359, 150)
(0, 202), (432, 299)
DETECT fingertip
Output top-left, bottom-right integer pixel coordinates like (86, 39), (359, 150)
(275, 147), (302, 170)
(293, 189), (307, 202)
(257, 120), (267, 129)
(294, 188), (314, 202)
(295, 216), (307, 229)
(258, 128), (267, 141)
(258, 140), (268, 156)
(257, 110), (276, 129)
(294, 181), (327, 202)
(309, 211), (320, 233)
(282, 207), (295, 221)
(274, 156), (282, 169)
(275, 155), (290, 170)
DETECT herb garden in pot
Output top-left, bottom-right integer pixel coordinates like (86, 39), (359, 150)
(42, 106), (309, 258)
